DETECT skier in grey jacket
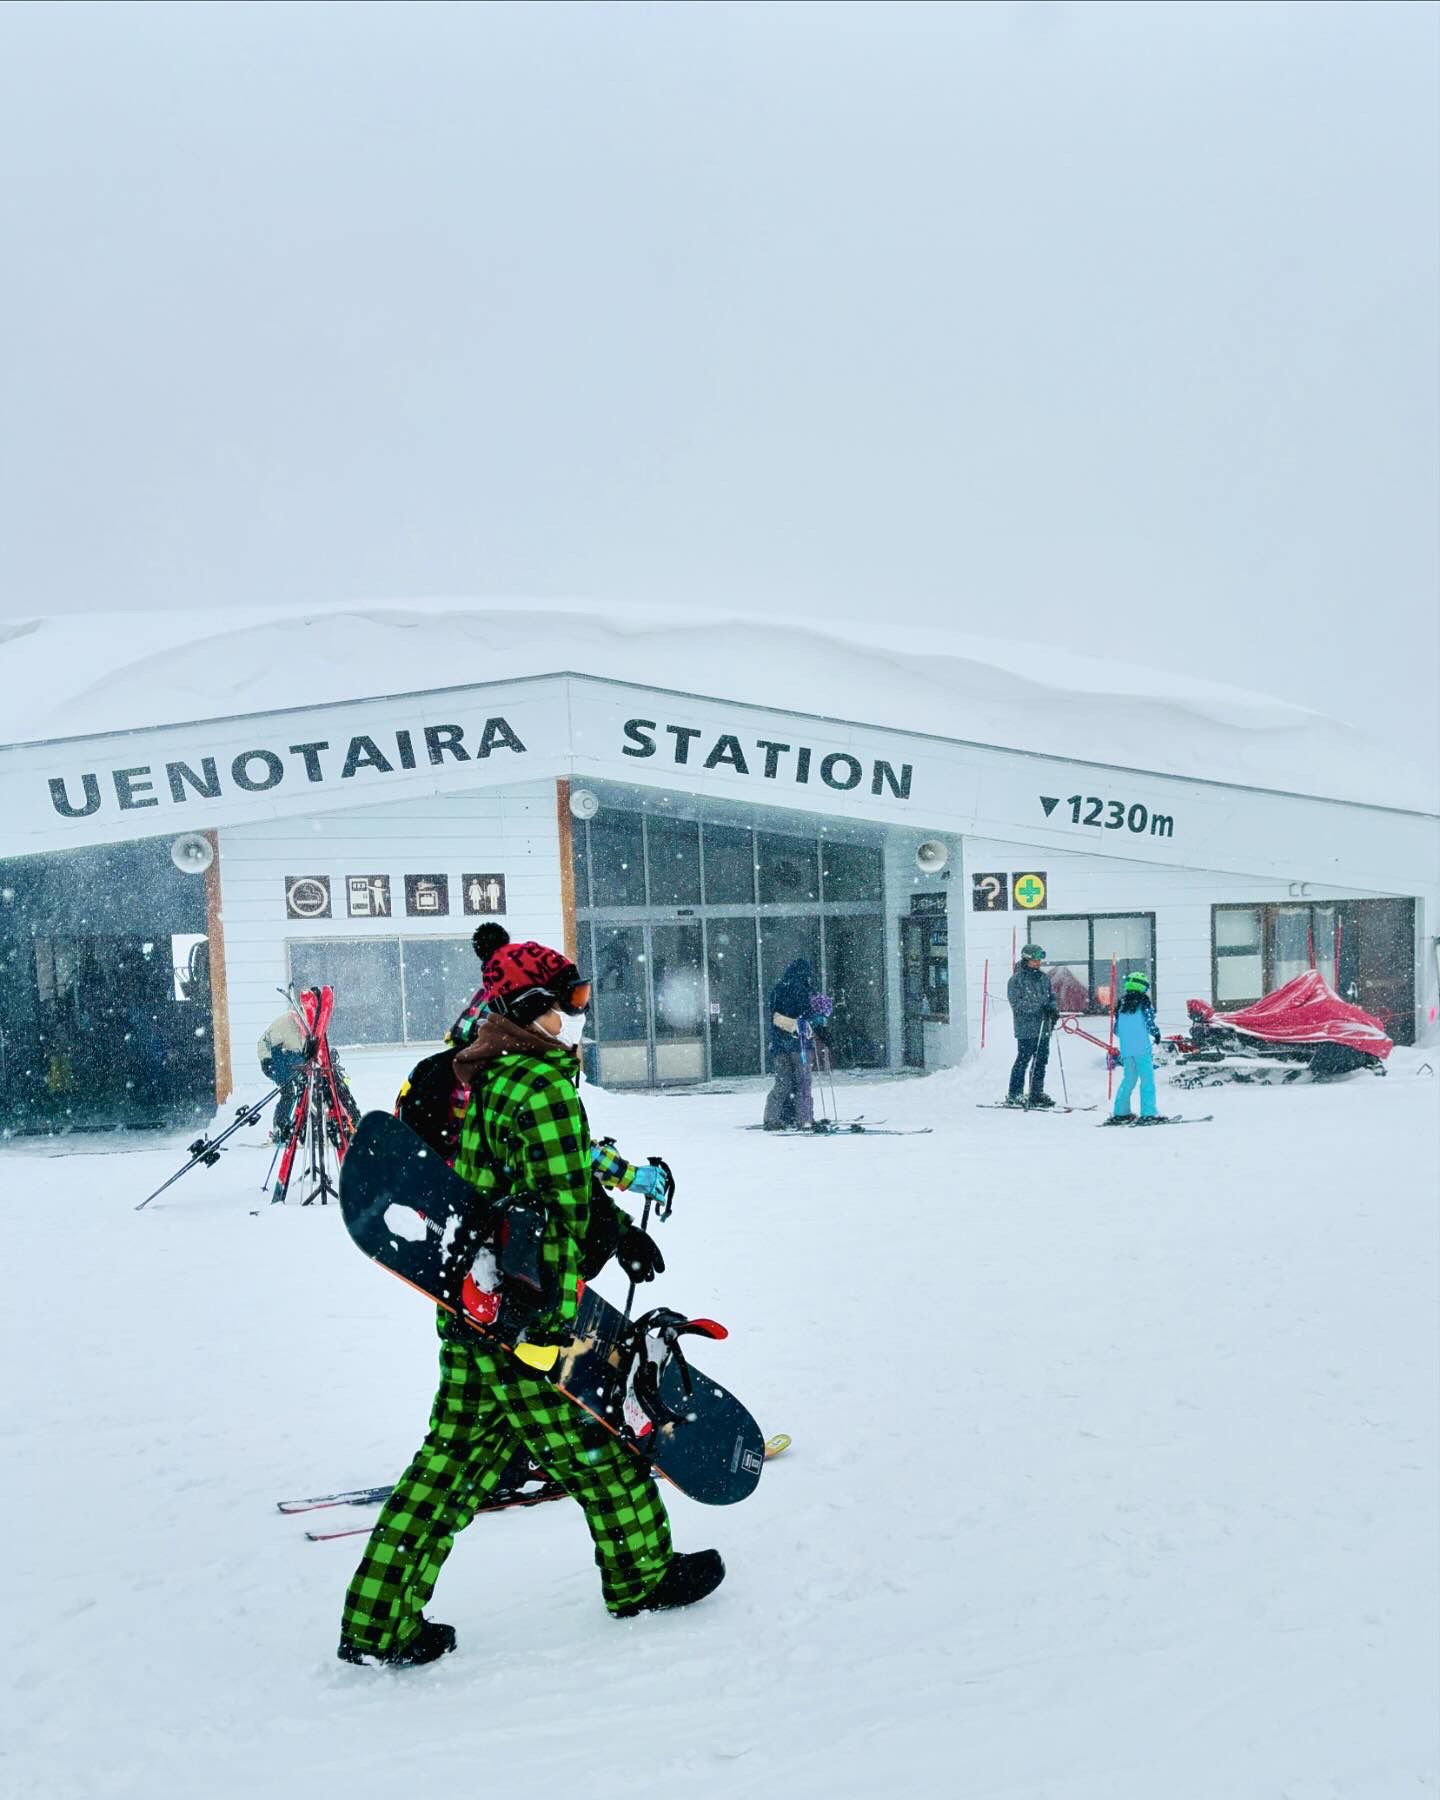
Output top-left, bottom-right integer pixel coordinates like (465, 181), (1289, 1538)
(1006, 944), (1059, 1107)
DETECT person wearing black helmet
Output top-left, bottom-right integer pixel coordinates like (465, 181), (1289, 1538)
(1005, 943), (1059, 1107)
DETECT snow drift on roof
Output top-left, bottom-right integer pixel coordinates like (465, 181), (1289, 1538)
(0, 599), (1431, 811)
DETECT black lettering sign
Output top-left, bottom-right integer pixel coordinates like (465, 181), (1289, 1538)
(623, 719), (657, 758)
(341, 735), (394, 779)
(168, 758), (221, 802)
(114, 767), (159, 810)
(41, 712), (529, 823)
(232, 750), (284, 792)
(49, 773), (101, 819)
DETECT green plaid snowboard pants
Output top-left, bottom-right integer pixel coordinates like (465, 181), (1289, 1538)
(340, 1332), (673, 1653)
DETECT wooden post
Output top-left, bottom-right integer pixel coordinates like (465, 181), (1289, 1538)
(556, 779), (578, 963)
(203, 829), (233, 1104)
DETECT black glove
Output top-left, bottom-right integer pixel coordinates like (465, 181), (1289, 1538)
(616, 1224), (665, 1284)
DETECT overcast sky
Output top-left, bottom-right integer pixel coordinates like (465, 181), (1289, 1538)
(1, 0), (1435, 772)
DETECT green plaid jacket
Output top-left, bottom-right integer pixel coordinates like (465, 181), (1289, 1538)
(452, 1046), (601, 1343)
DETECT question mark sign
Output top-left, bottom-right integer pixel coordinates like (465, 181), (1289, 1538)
(981, 875), (1002, 909)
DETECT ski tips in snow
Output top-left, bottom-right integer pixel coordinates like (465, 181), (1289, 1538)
(288, 1431), (794, 1540)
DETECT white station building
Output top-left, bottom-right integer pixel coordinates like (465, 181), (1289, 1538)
(1, 603), (1435, 1133)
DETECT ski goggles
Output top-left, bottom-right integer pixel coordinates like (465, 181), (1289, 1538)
(558, 979), (592, 1015)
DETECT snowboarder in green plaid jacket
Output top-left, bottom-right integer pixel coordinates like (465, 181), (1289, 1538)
(338, 940), (725, 1668)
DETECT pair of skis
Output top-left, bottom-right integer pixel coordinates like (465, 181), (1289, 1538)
(279, 1434), (794, 1542)
(1098, 1114), (1213, 1128)
(975, 1102), (1098, 1116)
(745, 1120), (934, 1138)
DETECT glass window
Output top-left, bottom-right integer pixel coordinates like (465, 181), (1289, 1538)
(593, 922), (649, 1043)
(588, 810), (646, 908)
(701, 823), (755, 905)
(759, 917), (821, 1011)
(757, 831), (819, 904)
(651, 923), (705, 1081)
(705, 917), (760, 1077)
(571, 815), (593, 910)
(1214, 908), (1261, 951)
(401, 937), (485, 1044)
(1271, 906), (1312, 988)
(825, 914), (887, 1067)
(1213, 906), (1264, 1006)
(820, 840), (883, 902)
(288, 939), (403, 1044)
(1038, 915), (1155, 1011)
(1311, 905), (1338, 990)
(645, 817), (702, 907)
(1093, 915), (1153, 1000)
(1036, 916), (1089, 1011)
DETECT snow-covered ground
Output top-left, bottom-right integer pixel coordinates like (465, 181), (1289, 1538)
(3, 1046), (1437, 1800)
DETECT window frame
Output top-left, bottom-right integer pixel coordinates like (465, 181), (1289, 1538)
(1210, 902), (1345, 1010)
(1036, 911), (1157, 1013)
(285, 934), (481, 1048)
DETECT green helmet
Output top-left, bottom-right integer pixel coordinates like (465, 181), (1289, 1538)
(1124, 971), (1151, 993)
(1021, 944), (1044, 962)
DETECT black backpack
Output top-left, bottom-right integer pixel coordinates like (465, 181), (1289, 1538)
(394, 1049), (464, 1163)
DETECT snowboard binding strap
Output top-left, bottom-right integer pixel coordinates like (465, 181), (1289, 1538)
(618, 1308), (727, 1451)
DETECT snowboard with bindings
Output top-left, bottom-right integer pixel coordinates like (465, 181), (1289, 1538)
(338, 1112), (766, 1506)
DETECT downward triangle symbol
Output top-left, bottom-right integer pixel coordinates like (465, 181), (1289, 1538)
(1040, 796), (1060, 817)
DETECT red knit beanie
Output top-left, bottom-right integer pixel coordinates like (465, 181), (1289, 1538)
(481, 941), (580, 1013)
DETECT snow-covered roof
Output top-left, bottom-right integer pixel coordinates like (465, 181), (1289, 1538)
(1, 600), (1432, 813)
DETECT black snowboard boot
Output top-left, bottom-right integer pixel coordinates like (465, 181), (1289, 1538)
(337, 1617), (457, 1668)
(1028, 1092), (1056, 1108)
(611, 1550), (725, 1619)
(1002, 1094), (1026, 1108)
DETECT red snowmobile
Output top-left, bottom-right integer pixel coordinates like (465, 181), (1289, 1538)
(1168, 972), (1393, 1088)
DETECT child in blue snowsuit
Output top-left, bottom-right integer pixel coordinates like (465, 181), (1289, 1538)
(1111, 972), (1161, 1122)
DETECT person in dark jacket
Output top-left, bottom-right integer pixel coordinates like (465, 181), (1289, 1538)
(763, 956), (818, 1130)
(1006, 943), (1059, 1107)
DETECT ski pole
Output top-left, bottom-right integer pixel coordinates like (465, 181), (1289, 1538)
(824, 1038), (840, 1125)
(1054, 1026), (1070, 1107)
(622, 1157), (674, 1321)
(622, 1189), (656, 1324)
(980, 958), (989, 1050)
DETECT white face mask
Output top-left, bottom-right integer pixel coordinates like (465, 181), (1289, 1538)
(545, 1010), (587, 1049)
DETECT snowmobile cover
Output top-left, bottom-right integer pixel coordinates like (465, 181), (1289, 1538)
(1197, 972), (1393, 1058)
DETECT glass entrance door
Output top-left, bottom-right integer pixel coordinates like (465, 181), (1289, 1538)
(704, 919), (760, 1078)
(651, 923), (705, 1082)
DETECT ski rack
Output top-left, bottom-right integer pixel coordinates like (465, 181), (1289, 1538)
(268, 987), (359, 1207)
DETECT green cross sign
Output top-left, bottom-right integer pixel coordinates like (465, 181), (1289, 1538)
(1014, 872), (1047, 910)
